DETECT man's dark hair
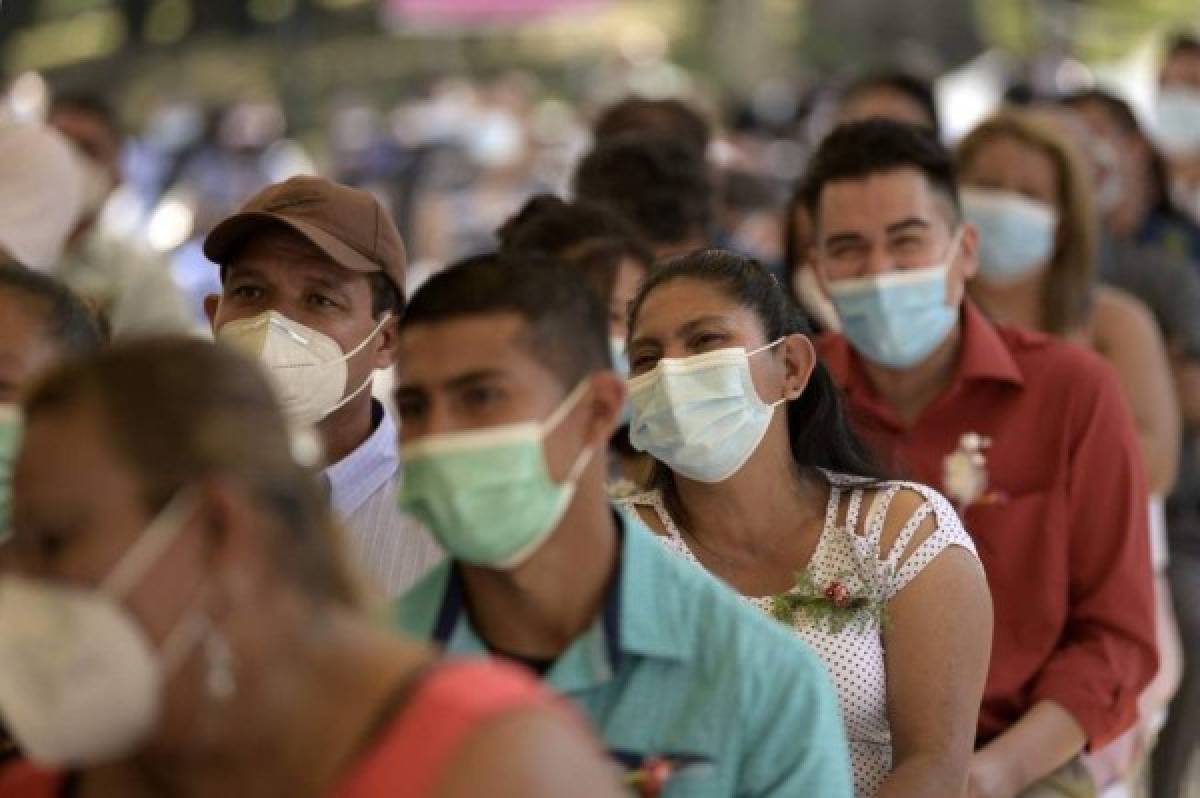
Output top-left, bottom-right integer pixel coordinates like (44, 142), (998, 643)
(801, 118), (961, 223)
(842, 71), (941, 136)
(573, 135), (712, 249)
(497, 194), (654, 306)
(48, 91), (120, 139)
(1165, 31), (1200, 62)
(400, 252), (611, 389)
(0, 264), (103, 354)
(593, 96), (711, 156)
(497, 194), (648, 260)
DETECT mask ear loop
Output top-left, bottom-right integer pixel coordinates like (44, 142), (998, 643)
(316, 313), (395, 416)
(745, 337), (792, 408)
(101, 489), (198, 600)
(337, 313), (393, 364)
(542, 379), (597, 486)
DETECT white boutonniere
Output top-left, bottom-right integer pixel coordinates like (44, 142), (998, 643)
(943, 432), (1006, 512)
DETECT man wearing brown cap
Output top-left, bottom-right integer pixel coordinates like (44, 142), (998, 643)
(204, 176), (442, 596)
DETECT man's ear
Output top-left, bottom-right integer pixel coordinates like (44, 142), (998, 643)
(583, 370), (626, 447)
(204, 295), (220, 330)
(957, 222), (980, 281)
(371, 315), (401, 370)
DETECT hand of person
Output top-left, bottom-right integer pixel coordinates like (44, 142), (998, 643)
(966, 751), (1018, 798)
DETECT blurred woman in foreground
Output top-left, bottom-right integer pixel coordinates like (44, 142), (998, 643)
(0, 338), (618, 797)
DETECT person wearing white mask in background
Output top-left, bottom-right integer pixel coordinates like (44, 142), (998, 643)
(959, 108), (1184, 796)
(0, 123), (83, 273)
(204, 176), (442, 597)
(49, 93), (193, 339)
(809, 119), (1158, 798)
(618, 249), (991, 797)
(1155, 31), (1200, 237)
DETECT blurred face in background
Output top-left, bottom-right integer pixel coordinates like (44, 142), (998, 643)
(0, 291), (64, 404)
(1162, 47), (1200, 90)
(1064, 100), (1149, 230)
(959, 134), (1060, 216)
(609, 257), (645, 339)
(48, 108), (121, 186)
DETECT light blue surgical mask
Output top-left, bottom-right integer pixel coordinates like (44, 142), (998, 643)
(628, 340), (785, 483)
(1155, 86), (1200, 156)
(0, 405), (20, 541)
(610, 337), (630, 380)
(962, 188), (1057, 283)
(828, 231), (961, 369)
(610, 337), (632, 426)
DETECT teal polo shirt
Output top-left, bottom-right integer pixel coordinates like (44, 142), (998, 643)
(394, 509), (852, 797)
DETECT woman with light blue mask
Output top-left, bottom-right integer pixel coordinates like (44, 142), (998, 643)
(959, 109), (1185, 793)
(617, 250), (992, 798)
(958, 111), (1180, 497)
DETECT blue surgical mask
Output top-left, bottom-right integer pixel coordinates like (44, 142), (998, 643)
(628, 340), (785, 483)
(0, 405), (20, 540)
(610, 337), (632, 426)
(962, 188), (1057, 283)
(828, 232), (961, 369)
(1155, 87), (1200, 156)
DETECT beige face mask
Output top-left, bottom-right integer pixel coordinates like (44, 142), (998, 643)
(218, 310), (390, 427)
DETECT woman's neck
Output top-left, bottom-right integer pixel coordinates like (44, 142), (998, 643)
(670, 417), (828, 564)
(87, 607), (430, 798)
(969, 273), (1047, 333)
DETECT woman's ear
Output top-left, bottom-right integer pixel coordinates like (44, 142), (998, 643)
(781, 334), (816, 400)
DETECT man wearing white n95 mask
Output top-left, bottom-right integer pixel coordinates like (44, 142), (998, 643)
(203, 176), (442, 596)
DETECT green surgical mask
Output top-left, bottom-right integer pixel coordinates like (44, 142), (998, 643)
(398, 381), (594, 569)
(0, 405), (22, 541)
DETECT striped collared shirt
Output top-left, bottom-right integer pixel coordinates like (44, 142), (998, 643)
(325, 403), (443, 597)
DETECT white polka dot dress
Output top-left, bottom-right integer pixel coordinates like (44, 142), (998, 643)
(619, 473), (978, 798)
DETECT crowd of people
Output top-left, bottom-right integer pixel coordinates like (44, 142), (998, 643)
(0, 24), (1198, 798)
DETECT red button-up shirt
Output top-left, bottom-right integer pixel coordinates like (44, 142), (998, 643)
(818, 301), (1157, 749)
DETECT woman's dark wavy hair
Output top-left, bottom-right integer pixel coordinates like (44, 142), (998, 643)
(628, 249), (887, 502)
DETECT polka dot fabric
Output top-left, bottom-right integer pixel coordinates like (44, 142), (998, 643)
(619, 472), (978, 798)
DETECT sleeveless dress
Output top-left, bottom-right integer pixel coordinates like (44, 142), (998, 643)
(0, 660), (569, 798)
(619, 472), (978, 798)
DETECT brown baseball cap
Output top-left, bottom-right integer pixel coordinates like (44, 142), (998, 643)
(204, 176), (406, 300)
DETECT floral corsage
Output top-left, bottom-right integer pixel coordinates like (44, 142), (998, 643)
(943, 432), (1006, 512)
(770, 568), (891, 633)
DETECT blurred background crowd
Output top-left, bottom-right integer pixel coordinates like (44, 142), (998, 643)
(4, 0), (1197, 330)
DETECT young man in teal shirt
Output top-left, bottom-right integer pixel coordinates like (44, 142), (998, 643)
(391, 253), (851, 797)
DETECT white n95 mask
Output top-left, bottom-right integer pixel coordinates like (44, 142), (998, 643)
(0, 491), (202, 767)
(218, 310), (390, 426)
(628, 340), (786, 483)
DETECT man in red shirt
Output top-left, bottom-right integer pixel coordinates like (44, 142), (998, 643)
(802, 119), (1157, 797)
